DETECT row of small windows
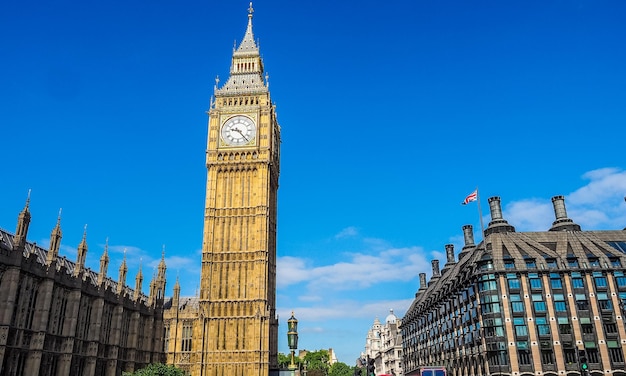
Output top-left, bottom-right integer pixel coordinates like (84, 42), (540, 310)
(221, 97), (259, 106)
(236, 62), (256, 72)
(487, 328), (624, 365)
(405, 265), (626, 370)
(408, 271), (626, 333)
(410, 286), (476, 329)
(477, 271), (626, 293)
(485, 341), (625, 368)
(412, 272), (626, 349)
(488, 340), (625, 366)
(507, 292), (620, 312)
(491, 256), (623, 270)
(406, 269), (626, 366)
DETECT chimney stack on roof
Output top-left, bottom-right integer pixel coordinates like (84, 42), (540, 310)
(431, 259), (441, 278)
(419, 273), (427, 291)
(445, 244), (455, 264)
(485, 196), (515, 236)
(550, 195), (581, 231)
(458, 225), (476, 260)
(462, 225), (475, 249)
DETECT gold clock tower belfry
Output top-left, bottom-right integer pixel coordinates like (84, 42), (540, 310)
(199, 3), (280, 375)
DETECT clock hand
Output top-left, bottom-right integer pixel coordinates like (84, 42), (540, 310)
(233, 128), (249, 141)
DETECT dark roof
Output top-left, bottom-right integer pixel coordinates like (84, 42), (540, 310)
(407, 229), (626, 316)
(0, 227), (147, 302)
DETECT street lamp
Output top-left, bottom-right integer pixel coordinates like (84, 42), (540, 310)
(288, 311), (299, 371)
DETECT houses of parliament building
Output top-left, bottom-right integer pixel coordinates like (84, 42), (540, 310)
(1, 3), (280, 376)
(0, 198), (167, 376)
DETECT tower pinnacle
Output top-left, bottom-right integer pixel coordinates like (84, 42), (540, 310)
(235, 2), (259, 54)
(73, 224), (88, 277)
(216, 2), (265, 96)
(14, 190), (32, 251)
(117, 249), (128, 295)
(46, 209), (63, 266)
(158, 245), (166, 278)
(134, 259), (143, 301)
(98, 237), (109, 286)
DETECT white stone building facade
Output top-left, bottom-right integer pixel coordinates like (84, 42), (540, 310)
(364, 309), (404, 375)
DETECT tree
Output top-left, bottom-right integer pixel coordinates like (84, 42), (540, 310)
(122, 363), (186, 376)
(278, 352), (291, 369)
(328, 361), (353, 376)
(304, 349), (330, 375)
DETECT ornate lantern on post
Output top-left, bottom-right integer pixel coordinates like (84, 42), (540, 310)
(287, 311), (299, 370)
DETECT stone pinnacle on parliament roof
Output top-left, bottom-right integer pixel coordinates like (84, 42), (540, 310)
(158, 245), (167, 278)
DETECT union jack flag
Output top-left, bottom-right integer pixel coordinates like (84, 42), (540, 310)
(462, 190), (478, 205)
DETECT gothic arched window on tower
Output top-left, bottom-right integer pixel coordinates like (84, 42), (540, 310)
(181, 321), (193, 352)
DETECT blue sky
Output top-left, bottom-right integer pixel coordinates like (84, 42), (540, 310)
(1, 0), (626, 366)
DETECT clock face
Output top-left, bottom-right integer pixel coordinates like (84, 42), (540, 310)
(221, 115), (256, 146)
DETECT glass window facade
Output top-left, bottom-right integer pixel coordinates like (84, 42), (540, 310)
(400, 225), (626, 376)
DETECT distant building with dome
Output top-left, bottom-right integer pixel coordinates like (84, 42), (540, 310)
(363, 309), (404, 375)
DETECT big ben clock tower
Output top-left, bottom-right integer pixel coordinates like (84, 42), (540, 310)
(198, 3), (280, 375)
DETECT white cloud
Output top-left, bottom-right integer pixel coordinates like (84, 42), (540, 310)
(504, 167), (626, 231)
(158, 255), (198, 271)
(108, 244), (144, 257)
(335, 226), (358, 238)
(60, 243), (78, 258)
(567, 168), (626, 229)
(278, 245), (430, 292)
(430, 250), (446, 263)
(301, 326), (326, 334)
(277, 298), (414, 323)
(277, 256), (311, 287)
(298, 295), (324, 302)
(569, 168), (626, 205)
(275, 167), (626, 359)
(362, 237), (391, 251)
(505, 199), (553, 231)
(35, 239), (79, 259)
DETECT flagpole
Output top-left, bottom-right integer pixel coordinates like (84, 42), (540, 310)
(476, 187), (486, 243)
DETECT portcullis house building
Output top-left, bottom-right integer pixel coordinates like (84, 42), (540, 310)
(401, 195), (626, 376)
